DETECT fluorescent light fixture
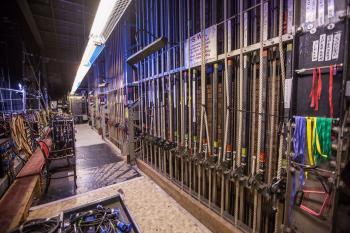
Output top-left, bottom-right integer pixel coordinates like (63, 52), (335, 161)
(70, 65), (90, 94)
(89, 0), (116, 43)
(70, 0), (117, 95)
(81, 41), (96, 67)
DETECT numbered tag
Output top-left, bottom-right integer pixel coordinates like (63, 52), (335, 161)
(332, 31), (341, 60)
(312, 40), (319, 61)
(328, 0), (335, 18)
(318, 34), (326, 61)
(325, 33), (333, 61)
(318, 0), (325, 26)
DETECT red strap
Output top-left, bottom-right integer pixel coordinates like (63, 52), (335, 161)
(315, 67), (322, 111)
(309, 68), (317, 108)
(329, 65), (334, 118)
(39, 141), (49, 158)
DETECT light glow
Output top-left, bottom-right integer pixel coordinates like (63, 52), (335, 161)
(70, 0), (117, 95)
(81, 41), (97, 67)
(89, 0), (116, 43)
(70, 65), (90, 94)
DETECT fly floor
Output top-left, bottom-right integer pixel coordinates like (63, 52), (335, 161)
(33, 143), (141, 205)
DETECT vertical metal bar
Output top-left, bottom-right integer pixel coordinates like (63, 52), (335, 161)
(198, 0), (205, 200)
(160, 0), (167, 175)
(254, 0), (268, 231)
(221, 0), (230, 216)
(186, 0), (192, 194)
(213, 63), (218, 157)
(178, 0), (185, 187)
(192, 69), (197, 193)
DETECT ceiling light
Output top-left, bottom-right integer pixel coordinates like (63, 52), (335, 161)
(89, 0), (117, 42)
(70, 65), (90, 94)
(70, 0), (117, 95)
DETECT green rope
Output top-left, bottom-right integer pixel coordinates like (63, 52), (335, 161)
(313, 117), (332, 164)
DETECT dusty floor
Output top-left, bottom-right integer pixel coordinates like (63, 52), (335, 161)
(29, 175), (212, 233)
(35, 124), (140, 205)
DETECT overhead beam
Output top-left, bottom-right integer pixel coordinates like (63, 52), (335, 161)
(49, 0), (58, 40)
(16, 0), (44, 50)
(58, 0), (85, 8)
(30, 2), (93, 16)
(33, 14), (83, 27)
(44, 48), (80, 61)
(39, 29), (83, 39)
(55, 0), (94, 15)
(44, 56), (80, 64)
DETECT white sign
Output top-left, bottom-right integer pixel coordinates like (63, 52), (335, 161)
(325, 33), (333, 61)
(327, 0), (335, 18)
(50, 101), (57, 109)
(312, 40), (319, 61)
(284, 78), (293, 108)
(332, 31), (341, 60)
(306, 0), (317, 22)
(228, 20), (232, 52)
(318, 34), (326, 61)
(263, 3), (268, 41)
(318, 0), (325, 25)
(287, 0), (294, 33)
(184, 25), (217, 68)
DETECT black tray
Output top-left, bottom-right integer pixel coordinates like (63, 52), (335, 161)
(60, 194), (141, 233)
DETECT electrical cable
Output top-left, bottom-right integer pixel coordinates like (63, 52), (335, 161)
(63, 204), (132, 233)
(10, 217), (60, 233)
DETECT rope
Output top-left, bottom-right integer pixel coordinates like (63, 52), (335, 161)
(253, 1), (265, 231)
(306, 118), (315, 166)
(329, 65), (334, 118)
(235, 0), (244, 226)
(274, 2), (286, 231)
(293, 116), (306, 177)
(291, 116), (306, 222)
(309, 68), (323, 112)
(10, 116), (32, 158)
(313, 117), (332, 163)
(278, 0), (286, 101)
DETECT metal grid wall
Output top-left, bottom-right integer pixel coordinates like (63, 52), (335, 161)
(86, 0), (350, 232)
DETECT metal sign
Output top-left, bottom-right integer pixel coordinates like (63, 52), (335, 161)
(184, 25), (217, 68)
(50, 101), (58, 110)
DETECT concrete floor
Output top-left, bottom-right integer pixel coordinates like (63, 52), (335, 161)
(29, 124), (212, 233)
(34, 124), (140, 205)
(29, 176), (212, 233)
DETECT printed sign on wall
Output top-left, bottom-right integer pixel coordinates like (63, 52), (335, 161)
(184, 25), (217, 68)
(311, 31), (341, 62)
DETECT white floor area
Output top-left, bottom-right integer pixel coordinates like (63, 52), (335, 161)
(74, 124), (105, 147)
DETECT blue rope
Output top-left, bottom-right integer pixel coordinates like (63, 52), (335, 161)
(290, 116), (306, 222)
(293, 116), (306, 188)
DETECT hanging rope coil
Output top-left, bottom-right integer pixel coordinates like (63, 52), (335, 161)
(10, 115), (32, 158)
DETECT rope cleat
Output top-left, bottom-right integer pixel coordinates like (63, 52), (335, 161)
(268, 177), (286, 199)
(230, 165), (245, 182)
(252, 173), (269, 196)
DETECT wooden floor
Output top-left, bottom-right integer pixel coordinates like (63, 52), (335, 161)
(29, 172), (212, 233)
